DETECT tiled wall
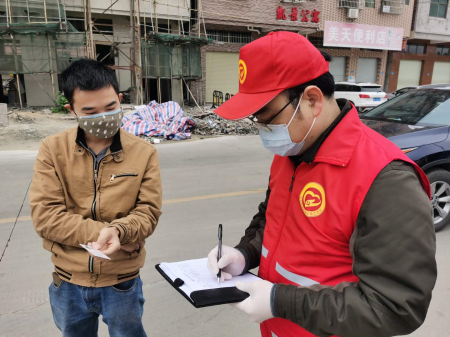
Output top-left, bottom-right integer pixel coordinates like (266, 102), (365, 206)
(192, 41), (389, 104)
(193, 0), (415, 103)
(319, 47), (387, 86)
(201, 0), (324, 31)
(322, 0), (415, 37)
(388, 43), (450, 92)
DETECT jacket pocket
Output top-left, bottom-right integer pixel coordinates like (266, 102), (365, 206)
(110, 173), (138, 183)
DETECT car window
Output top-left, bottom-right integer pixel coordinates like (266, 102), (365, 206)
(360, 86), (383, 92)
(363, 89), (450, 126)
(335, 84), (355, 91)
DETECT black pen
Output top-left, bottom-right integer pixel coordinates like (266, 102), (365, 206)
(217, 224), (222, 285)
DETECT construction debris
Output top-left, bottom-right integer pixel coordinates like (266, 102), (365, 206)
(184, 106), (259, 136)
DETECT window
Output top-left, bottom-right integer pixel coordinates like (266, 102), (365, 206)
(309, 36), (351, 50)
(159, 24), (171, 34)
(363, 89), (450, 126)
(308, 36), (324, 48)
(406, 43), (426, 54)
(405, 0), (409, 4)
(338, 0), (361, 8)
(361, 86), (383, 92)
(396, 88), (410, 95)
(436, 45), (450, 55)
(92, 18), (113, 36)
(229, 31), (252, 44)
(67, 18), (85, 32)
(335, 84), (359, 92)
(430, 0), (448, 18)
(381, 0), (404, 14)
(365, 0), (375, 8)
(206, 30), (252, 44)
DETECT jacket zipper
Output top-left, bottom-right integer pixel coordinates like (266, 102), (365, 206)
(289, 175), (295, 192)
(266, 162), (298, 281)
(78, 143), (120, 273)
(110, 173), (138, 182)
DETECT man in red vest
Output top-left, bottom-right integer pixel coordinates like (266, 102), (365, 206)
(207, 31), (437, 337)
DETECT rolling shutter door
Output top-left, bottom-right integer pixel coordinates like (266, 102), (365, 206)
(432, 62), (450, 84)
(329, 56), (346, 82)
(206, 52), (239, 103)
(397, 60), (421, 89)
(357, 58), (377, 83)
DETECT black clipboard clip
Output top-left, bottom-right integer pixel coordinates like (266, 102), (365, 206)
(174, 278), (184, 288)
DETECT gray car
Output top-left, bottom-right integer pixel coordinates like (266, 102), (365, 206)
(387, 86), (419, 100)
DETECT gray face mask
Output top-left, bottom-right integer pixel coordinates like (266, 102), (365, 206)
(74, 108), (123, 139)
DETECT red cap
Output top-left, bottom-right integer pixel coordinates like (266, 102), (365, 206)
(215, 31), (329, 120)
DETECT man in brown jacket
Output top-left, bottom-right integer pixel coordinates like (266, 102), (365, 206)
(29, 59), (162, 337)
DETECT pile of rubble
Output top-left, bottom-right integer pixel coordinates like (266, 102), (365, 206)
(0, 112), (44, 142)
(139, 135), (166, 144)
(184, 105), (259, 136)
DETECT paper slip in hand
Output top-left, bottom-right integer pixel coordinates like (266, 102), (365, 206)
(80, 244), (111, 260)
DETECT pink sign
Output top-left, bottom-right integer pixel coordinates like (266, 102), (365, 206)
(323, 21), (404, 51)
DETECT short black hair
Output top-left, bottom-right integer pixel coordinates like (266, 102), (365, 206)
(284, 52), (335, 108)
(61, 58), (119, 106)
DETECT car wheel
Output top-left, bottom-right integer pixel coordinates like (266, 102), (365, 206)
(428, 169), (450, 232)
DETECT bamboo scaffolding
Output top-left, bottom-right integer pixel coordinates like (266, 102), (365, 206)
(3, 0), (205, 107)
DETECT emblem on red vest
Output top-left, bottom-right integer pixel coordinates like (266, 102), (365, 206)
(300, 182), (326, 217)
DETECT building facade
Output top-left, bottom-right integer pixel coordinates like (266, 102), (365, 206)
(196, 0), (324, 104)
(386, 0), (450, 92)
(197, 0), (415, 104)
(1, 0), (198, 106)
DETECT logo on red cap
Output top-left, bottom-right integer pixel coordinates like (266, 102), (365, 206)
(239, 60), (247, 84)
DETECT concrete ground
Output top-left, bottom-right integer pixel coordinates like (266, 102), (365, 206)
(0, 136), (449, 337)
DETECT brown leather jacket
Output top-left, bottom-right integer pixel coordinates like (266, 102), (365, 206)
(29, 127), (162, 287)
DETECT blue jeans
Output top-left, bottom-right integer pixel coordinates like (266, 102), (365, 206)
(49, 276), (146, 337)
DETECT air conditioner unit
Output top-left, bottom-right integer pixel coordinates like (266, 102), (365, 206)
(348, 8), (359, 18)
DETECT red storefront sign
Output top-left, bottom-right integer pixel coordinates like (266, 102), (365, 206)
(277, 6), (320, 23)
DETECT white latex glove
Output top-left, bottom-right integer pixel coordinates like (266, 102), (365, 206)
(207, 245), (246, 281)
(231, 280), (275, 323)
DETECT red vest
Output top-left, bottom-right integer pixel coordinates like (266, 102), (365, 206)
(259, 107), (430, 337)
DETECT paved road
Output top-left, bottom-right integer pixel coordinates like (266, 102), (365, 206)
(0, 136), (448, 337)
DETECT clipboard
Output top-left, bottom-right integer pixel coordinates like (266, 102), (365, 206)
(156, 264), (256, 308)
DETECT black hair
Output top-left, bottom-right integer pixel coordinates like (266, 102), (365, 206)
(61, 58), (119, 106)
(284, 52), (335, 108)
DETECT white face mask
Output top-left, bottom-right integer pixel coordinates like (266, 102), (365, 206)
(256, 94), (317, 157)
